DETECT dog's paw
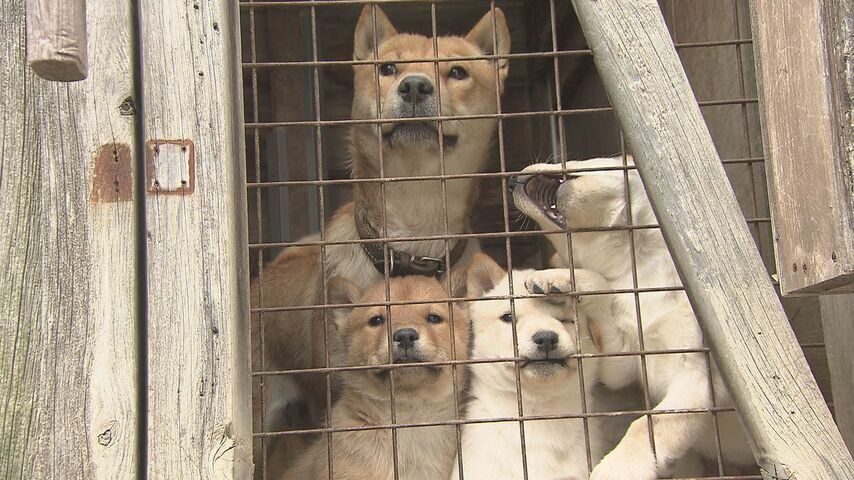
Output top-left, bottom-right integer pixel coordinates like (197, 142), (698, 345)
(525, 269), (574, 296)
(590, 446), (656, 480)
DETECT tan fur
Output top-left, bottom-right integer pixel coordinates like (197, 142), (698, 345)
(279, 275), (470, 480)
(254, 7), (510, 472)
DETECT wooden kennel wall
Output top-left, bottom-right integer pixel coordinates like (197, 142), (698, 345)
(2, 0), (852, 479)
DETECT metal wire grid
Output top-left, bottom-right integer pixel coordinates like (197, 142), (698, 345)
(240, 1), (821, 479)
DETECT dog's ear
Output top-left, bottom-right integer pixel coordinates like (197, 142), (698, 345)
(353, 5), (398, 61)
(466, 253), (506, 298)
(588, 320), (603, 352)
(448, 267), (469, 300)
(327, 276), (363, 330)
(465, 8), (511, 85)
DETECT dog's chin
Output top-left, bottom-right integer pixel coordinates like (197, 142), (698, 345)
(520, 358), (571, 379)
(382, 122), (458, 150)
(372, 356), (443, 387)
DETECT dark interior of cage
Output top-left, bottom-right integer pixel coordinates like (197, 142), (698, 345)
(242, 1), (831, 478)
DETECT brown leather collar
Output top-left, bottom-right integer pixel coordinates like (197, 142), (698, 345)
(354, 205), (469, 278)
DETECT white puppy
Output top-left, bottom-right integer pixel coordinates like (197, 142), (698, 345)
(512, 157), (754, 479)
(451, 253), (612, 480)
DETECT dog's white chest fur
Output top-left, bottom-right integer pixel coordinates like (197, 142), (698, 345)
(453, 374), (600, 480)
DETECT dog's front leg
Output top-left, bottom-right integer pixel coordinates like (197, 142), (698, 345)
(590, 366), (713, 480)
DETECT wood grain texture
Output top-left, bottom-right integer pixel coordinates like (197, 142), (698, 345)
(751, 0), (854, 296)
(138, 0), (253, 477)
(568, 0), (854, 478)
(25, 0), (88, 81)
(0, 1), (44, 476)
(1, 0), (138, 478)
(819, 294), (854, 454)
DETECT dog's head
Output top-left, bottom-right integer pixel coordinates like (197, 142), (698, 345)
(350, 6), (510, 157)
(511, 157), (655, 264)
(328, 275), (469, 396)
(465, 254), (598, 384)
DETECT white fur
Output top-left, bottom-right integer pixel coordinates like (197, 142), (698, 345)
(452, 269), (607, 480)
(514, 157), (754, 479)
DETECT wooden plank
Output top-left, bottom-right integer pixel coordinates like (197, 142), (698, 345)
(750, 0), (854, 296)
(25, 0), (88, 81)
(819, 294), (854, 453)
(568, 0), (854, 478)
(1, 0), (138, 478)
(138, 0), (253, 477)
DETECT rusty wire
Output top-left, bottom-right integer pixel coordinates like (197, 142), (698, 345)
(241, 1), (816, 479)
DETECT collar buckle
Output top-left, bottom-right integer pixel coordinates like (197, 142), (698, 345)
(394, 254), (446, 277)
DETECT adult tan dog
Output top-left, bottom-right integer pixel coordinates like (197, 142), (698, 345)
(253, 4), (510, 444)
(280, 274), (470, 480)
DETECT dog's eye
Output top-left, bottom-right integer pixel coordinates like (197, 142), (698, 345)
(378, 63), (397, 76)
(368, 315), (385, 326)
(448, 66), (468, 80)
(500, 313), (513, 323)
(426, 314), (443, 324)
(558, 318), (576, 325)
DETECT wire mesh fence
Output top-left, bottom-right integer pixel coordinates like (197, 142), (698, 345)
(239, 1), (827, 479)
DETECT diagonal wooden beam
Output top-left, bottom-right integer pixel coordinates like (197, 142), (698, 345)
(568, 0), (854, 478)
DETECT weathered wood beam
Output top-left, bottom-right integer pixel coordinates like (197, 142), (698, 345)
(25, 0), (88, 81)
(568, 0), (854, 478)
(138, 0), (253, 477)
(750, 0), (854, 296)
(819, 294), (854, 453)
(2, 0), (138, 478)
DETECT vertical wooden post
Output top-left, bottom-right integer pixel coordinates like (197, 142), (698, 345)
(819, 294), (854, 453)
(2, 0), (138, 478)
(568, 0), (854, 478)
(26, 0), (88, 81)
(750, 0), (854, 296)
(138, 0), (253, 477)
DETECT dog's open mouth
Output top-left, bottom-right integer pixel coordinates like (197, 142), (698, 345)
(382, 122), (458, 149)
(516, 174), (567, 228)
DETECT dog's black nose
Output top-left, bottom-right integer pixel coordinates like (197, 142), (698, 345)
(398, 76), (433, 104)
(508, 175), (522, 192)
(532, 330), (559, 353)
(393, 328), (420, 349)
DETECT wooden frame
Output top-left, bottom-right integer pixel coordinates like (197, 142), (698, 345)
(750, 0), (854, 296)
(2, 0), (138, 477)
(569, 0), (853, 477)
(138, 0), (252, 476)
(5, 0), (252, 477)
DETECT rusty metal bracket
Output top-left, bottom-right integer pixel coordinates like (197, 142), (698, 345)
(145, 139), (195, 195)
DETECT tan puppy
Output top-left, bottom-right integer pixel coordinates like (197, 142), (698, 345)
(280, 275), (470, 480)
(253, 4), (511, 437)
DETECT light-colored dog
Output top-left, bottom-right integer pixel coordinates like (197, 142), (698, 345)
(512, 157), (754, 479)
(451, 253), (611, 480)
(253, 4), (510, 437)
(280, 275), (470, 480)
